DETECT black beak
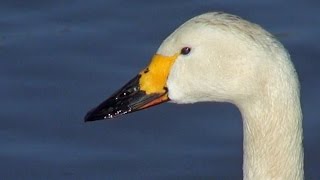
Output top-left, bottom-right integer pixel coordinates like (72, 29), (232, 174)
(84, 75), (169, 122)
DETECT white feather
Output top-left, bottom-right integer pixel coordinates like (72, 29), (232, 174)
(157, 12), (303, 180)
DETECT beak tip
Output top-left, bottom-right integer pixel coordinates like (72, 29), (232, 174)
(84, 116), (93, 122)
(83, 108), (104, 122)
(84, 113), (96, 122)
(84, 107), (117, 122)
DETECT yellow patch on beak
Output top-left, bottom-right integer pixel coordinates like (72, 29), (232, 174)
(84, 53), (179, 121)
(139, 54), (178, 95)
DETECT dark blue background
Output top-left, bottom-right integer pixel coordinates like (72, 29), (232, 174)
(1, 1), (319, 179)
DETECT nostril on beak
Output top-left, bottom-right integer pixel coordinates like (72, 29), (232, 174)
(117, 86), (140, 100)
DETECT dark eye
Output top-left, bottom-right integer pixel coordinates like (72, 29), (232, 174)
(180, 47), (191, 55)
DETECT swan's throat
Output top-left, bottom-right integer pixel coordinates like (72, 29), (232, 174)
(239, 90), (303, 180)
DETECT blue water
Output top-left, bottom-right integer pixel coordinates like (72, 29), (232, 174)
(1, 1), (319, 179)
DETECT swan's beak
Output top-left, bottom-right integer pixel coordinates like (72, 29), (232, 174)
(84, 54), (178, 122)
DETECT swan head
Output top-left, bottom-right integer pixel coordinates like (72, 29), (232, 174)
(85, 12), (291, 121)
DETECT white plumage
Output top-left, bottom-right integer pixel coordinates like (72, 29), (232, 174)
(85, 12), (304, 180)
(159, 12), (304, 179)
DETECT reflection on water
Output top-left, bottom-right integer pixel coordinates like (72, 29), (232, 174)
(0, 1), (319, 179)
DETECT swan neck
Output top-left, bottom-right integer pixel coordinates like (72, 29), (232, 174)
(239, 87), (304, 179)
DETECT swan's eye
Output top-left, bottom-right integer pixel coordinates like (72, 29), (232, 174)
(180, 47), (191, 55)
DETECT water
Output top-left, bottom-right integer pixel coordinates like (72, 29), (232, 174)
(1, 1), (319, 179)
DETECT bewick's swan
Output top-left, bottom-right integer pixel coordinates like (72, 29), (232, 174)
(85, 12), (303, 180)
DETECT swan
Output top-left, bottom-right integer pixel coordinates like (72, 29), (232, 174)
(84, 12), (304, 179)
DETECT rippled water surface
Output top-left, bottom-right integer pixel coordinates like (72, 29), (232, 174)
(1, 1), (319, 179)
